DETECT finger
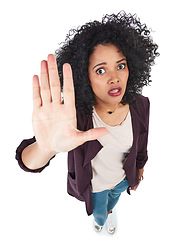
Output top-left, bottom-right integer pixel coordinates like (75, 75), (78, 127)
(40, 60), (51, 105)
(63, 63), (75, 106)
(131, 183), (140, 191)
(79, 127), (109, 143)
(47, 54), (61, 103)
(33, 75), (42, 109)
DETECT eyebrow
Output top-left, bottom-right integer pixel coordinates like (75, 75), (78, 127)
(92, 58), (126, 69)
(93, 62), (107, 69)
(116, 58), (126, 63)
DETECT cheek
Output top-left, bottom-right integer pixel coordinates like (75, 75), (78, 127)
(90, 82), (100, 95)
(89, 73), (99, 88)
(89, 77), (104, 94)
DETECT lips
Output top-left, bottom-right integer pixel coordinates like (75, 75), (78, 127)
(108, 87), (122, 97)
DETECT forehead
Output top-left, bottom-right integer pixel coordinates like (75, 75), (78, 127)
(89, 43), (125, 63)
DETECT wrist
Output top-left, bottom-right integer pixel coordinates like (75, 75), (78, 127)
(139, 175), (144, 181)
(36, 142), (58, 157)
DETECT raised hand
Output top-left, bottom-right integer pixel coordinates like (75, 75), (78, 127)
(32, 54), (108, 154)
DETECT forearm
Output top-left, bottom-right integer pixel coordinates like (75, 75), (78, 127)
(21, 142), (57, 170)
(138, 168), (144, 180)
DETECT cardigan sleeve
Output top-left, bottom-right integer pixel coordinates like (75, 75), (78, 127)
(136, 97), (150, 169)
(15, 136), (55, 173)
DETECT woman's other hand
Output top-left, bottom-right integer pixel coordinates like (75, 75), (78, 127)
(130, 168), (144, 191)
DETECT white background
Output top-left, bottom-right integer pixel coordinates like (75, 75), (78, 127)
(0, 0), (171, 239)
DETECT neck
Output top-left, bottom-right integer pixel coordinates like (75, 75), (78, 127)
(94, 102), (121, 114)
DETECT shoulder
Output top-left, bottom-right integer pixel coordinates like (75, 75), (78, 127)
(134, 93), (150, 103)
(133, 94), (150, 111)
(131, 94), (150, 127)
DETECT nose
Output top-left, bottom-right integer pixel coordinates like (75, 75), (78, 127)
(107, 71), (120, 84)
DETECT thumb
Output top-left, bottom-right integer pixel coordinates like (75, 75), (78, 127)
(80, 127), (109, 143)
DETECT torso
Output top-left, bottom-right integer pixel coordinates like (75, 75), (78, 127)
(94, 103), (130, 127)
(91, 105), (133, 192)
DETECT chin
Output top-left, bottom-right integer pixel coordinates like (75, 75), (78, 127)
(108, 96), (123, 105)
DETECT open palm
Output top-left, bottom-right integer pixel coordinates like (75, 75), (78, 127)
(32, 54), (108, 154)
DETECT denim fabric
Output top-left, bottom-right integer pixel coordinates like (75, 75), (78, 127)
(91, 177), (129, 226)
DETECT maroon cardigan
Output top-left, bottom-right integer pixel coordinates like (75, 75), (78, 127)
(16, 94), (150, 216)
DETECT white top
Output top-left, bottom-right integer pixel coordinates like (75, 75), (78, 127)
(91, 109), (133, 193)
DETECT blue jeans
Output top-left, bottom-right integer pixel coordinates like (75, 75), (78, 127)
(91, 177), (129, 226)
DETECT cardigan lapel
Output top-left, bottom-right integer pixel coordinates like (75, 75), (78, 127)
(82, 113), (103, 167)
(83, 139), (103, 167)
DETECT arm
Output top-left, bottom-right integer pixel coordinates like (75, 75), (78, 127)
(17, 54), (108, 171)
(132, 97), (150, 191)
(16, 137), (56, 172)
(131, 168), (144, 191)
(136, 97), (150, 169)
(21, 141), (57, 170)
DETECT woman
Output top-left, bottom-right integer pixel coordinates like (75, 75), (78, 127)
(16, 11), (159, 234)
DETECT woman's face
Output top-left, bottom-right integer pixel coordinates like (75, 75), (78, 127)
(88, 43), (129, 107)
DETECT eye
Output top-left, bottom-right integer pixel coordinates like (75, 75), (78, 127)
(96, 68), (105, 75)
(118, 63), (126, 70)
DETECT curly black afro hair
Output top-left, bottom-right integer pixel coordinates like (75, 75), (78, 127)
(55, 11), (159, 114)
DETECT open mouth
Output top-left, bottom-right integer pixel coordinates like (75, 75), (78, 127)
(108, 87), (122, 97)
